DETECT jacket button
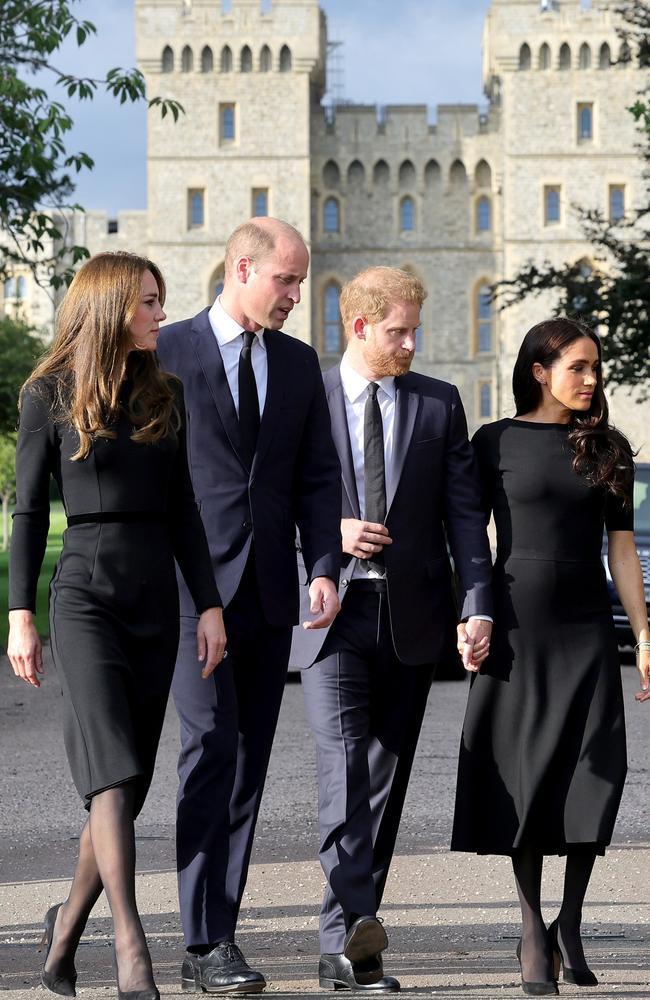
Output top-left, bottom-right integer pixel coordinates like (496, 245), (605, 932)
(242, 520), (251, 530)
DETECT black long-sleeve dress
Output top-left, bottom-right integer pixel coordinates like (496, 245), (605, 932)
(451, 418), (632, 856)
(9, 376), (221, 814)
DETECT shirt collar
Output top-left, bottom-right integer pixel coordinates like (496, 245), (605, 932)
(208, 297), (266, 350)
(340, 352), (396, 405)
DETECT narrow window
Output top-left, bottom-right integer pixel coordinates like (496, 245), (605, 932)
(577, 103), (593, 141)
(241, 46), (252, 73)
(539, 43), (551, 70)
(201, 46), (213, 73)
(4, 277), (16, 297)
(162, 46), (174, 73)
(544, 185), (561, 225)
(188, 189), (205, 228)
(479, 382), (492, 419)
(609, 185), (625, 221)
(220, 45), (233, 73)
(559, 43), (571, 70)
(260, 45), (272, 72)
(400, 196), (415, 232)
(579, 43), (591, 69)
(599, 43), (611, 69)
(415, 326), (423, 353)
(618, 41), (632, 65)
(181, 45), (193, 73)
(252, 188), (268, 217)
(476, 197), (491, 233)
(519, 43), (531, 70)
(279, 45), (292, 72)
(16, 276), (27, 299)
(324, 283), (342, 353)
(323, 197), (340, 233)
(220, 104), (236, 142)
(477, 286), (492, 353)
(107, 219), (119, 234)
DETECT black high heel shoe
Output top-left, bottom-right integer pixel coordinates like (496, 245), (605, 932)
(40, 903), (77, 997)
(113, 952), (160, 1000)
(516, 938), (559, 996)
(548, 919), (598, 987)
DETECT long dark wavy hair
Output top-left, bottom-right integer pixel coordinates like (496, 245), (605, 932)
(512, 318), (634, 502)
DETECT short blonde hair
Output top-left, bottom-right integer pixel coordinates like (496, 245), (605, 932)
(224, 218), (305, 270)
(340, 266), (427, 335)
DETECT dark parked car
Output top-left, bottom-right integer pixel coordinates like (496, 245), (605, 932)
(602, 462), (650, 646)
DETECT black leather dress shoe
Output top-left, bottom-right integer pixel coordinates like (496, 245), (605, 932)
(318, 954), (400, 992)
(181, 943), (266, 993)
(343, 916), (388, 964)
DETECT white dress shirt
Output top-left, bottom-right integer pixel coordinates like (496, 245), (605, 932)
(208, 297), (267, 415)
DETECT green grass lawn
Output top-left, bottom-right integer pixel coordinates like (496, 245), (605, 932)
(0, 501), (66, 650)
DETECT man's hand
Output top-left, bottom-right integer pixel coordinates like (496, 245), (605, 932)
(457, 618), (492, 673)
(341, 518), (393, 560)
(303, 577), (340, 630)
(197, 607), (227, 679)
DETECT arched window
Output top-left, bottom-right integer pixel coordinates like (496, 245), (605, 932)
(240, 45), (252, 72)
(260, 45), (272, 72)
(279, 45), (292, 72)
(545, 185), (561, 224)
(476, 197), (491, 233)
(519, 43), (531, 71)
(323, 160), (340, 189)
(17, 276), (27, 298)
(210, 263), (225, 304)
(220, 45), (233, 73)
(400, 196), (415, 232)
(599, 43), (611, 69)
(539, 43), (551, 70)
(4, 277), (16, 298)
(579, 42), (591, 69)
(450, 160), (467, 186)
(181, 45), (193, 72)
(424, 159), (441, 188)
(399, 160), (416, 189)
(559, 43), (571, 70)
(578, 104), (593, 140)
(619, 41), (632, 65)
(323, 283), (342, 353)
(475, 159), (492, 188)
(476, 284), (492, 353)
(201, 46), (213, 72)
(323, 197), (340, 233)
(162, 46), (174, 73)
(373, 160), (390, 185)
(347, 160), (365, 188)
(479, 382), (492, 419)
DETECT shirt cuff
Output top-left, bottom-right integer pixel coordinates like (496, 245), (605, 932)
(467, 614), (493, 623)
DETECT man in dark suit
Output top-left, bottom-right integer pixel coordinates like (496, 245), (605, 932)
(299, 266), (493, 991)
(157, 218), (342, 993)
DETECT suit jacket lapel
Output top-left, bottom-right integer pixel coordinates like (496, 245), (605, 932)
(388, 376), (419, 512)
(190, 310), (248, 471)
(327, 369), (361, 519)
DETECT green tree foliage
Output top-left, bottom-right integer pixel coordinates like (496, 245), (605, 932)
(0, 317), (45, 435)
(0, 0), (183, 288)
(0, 435), (17, 551)
(496, 2), (650, 397)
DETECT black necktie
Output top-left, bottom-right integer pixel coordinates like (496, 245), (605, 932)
(238, 330), (260, 466)
(364, 382), (386, 574)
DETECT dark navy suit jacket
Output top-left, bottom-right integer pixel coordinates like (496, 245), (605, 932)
(298, 364), (494, 666)
(157, 308), (342, 626)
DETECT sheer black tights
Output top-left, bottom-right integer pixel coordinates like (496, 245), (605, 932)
(43, 784), (155, 993)
(512, 846), (597, 983)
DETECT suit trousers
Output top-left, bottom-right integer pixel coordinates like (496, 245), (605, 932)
(301, 581), (434, 953)
(172, 556), (292, 948)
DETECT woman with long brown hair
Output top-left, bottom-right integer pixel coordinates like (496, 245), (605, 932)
(7, 252), (225, 1000)
(452, 318), (649, 995)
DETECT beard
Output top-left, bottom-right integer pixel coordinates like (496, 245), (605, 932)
(364, 342), (414, 378)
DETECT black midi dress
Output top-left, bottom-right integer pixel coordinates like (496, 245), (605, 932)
(9, 377), (220, 814)
(451, 418), (632, 856)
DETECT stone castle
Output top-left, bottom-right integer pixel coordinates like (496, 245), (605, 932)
(3, 0), (647, 454)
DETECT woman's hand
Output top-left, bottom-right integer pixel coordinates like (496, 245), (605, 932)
(7, 610), (43, 688)
(197, 607), (227, 679)
(634, 641), (650, 703)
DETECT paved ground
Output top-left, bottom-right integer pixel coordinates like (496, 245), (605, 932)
(1, 651), (648, 999)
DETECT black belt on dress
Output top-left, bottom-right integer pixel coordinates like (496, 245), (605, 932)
(66, 511), (168, 527)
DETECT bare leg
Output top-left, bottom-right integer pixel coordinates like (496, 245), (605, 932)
(87, 784), (155, 994)
(43, 819), (103, 981)
(512, 847), (554, 984)
(556, 850), (597, 973)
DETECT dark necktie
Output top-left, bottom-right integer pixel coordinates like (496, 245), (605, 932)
(238, 330), (260, 466)
(364, 381), (386, 574)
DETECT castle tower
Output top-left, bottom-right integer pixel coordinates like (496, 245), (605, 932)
(483, 0), (646, 447)
(135, 0), (326, 340)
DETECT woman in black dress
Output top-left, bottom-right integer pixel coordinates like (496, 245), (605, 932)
(452, 319), (650, 995)
(7, 253), (225, 1000)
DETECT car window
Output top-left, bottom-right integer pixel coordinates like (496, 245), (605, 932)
(635, 467), (650, 533)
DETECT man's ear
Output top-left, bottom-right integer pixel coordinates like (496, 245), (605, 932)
(353, 316), (368, 341)
(235, 256), (252, 284)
